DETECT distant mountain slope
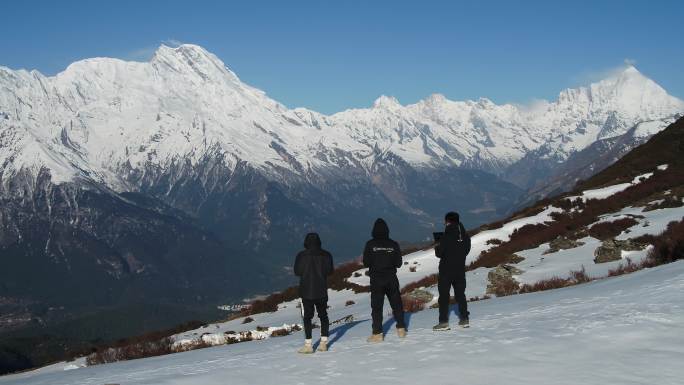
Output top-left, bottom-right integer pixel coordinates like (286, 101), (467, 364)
(513, 116), (681, 208)
(577, 116), (684, 189)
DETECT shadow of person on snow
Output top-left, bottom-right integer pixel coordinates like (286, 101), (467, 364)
(322, 319), (369, 349)
(381, 311), (413, 336)
(446, 304), (466, 321)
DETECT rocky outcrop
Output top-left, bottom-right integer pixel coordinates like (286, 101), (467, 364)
(486, 265), (524, 296)
(544, 236), (586, 255)
(594, 239), (647, 263)
(402, 289), (434, 304)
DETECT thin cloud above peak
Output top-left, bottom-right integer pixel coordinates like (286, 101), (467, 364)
(569, 60), (641, 88)
(162, 39), (183, 47)
(123, 39), (184, 61)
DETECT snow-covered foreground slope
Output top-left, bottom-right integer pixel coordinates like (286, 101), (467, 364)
(4, 261), (683, 385)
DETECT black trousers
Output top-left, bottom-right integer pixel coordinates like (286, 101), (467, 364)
(370, 274), (406, 334)
(438, 272), (468, 323)
(302, 297), (329, 339)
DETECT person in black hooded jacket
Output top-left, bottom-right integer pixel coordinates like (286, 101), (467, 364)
(433, 211), (471, 330)
(363, 218), (407, 342)
(294, 233), (334, 353)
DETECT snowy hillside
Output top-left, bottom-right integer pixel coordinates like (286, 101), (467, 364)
(4, 260), (683, 385)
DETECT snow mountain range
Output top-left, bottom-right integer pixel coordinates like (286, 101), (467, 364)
(0, 44), (682, 328)
(2, 45), (682, 194)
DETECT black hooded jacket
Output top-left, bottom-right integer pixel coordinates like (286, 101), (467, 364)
(294, 233), (334, 300)
(435, 222), (471, 275)
(363, 219), (402, 277)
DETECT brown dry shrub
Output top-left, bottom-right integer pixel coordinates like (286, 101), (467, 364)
(519, 277), (573, 294)
(400, 274), (438, 294)
(327, 261), (370, 293)
(87, 337), (174, 365)
(240, 286), (299, 316)
(491, 278), (520, 297)
(270, 328), (291, 337)
(649, 219), (684, 264)
(552, 197), (586, 211)
(587, 218), (639, 240)
(472, 202), (552, 234)
(570, 266), (591, 283)
(470, 223), (554, 269)
(607, 259), (641, 277)
(401, 295), (428, 313)
(644, 196), (684, 211)
(519, 267), (592, 294)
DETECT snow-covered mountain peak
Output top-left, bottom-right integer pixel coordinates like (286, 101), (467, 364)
(619, 64), (642, 77)
(151, 43), (242, 85)
(593, 65), (669, 101)
(423, 93), (447, 105)
(557, 65), (681, 115)
(475, 97), (497, 109)
(372, 95), (402, 110)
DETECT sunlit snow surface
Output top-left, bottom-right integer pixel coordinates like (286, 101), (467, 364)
(3, 262), (683, 385)
(565, 171), (655, 202)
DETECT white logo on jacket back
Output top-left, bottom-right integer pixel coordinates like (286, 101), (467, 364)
(372, 247), (395, 253)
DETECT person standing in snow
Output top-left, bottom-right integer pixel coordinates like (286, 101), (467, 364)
(433, 211), (471, 330)
(294, 233), (334, 354)
(363, 218), (407, 342)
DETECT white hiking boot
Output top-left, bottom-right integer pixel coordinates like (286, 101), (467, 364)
(298, 340), (314, 354)
(367, 333), (384, 343)
(318, 337), (328, 352)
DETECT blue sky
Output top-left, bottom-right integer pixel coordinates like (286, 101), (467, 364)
(1, 0), (682, 114)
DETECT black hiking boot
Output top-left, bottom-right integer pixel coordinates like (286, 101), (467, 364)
(432, 322), (450, 331)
